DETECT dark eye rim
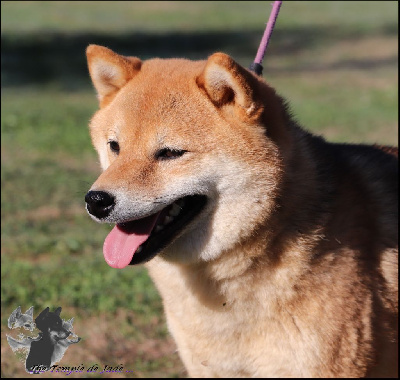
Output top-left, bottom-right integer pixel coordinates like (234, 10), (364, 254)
(108, 140), (120, 154)
(155, 148), (188, 160)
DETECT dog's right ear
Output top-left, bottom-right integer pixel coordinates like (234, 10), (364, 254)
(86, 45), (142, 107)
(8, 306), (21, 328)
(15, 306), (22, 318)
(36, 307), (50, 321)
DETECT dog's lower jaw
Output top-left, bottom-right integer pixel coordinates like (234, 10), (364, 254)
(158, 194), (278, 265)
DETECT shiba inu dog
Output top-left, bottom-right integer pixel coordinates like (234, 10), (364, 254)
(85, 45), (398, 377)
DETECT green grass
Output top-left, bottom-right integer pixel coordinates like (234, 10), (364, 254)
(1, 1), (397, 378)
(1, 254), (161, 316)
(1, 1), (397, 34)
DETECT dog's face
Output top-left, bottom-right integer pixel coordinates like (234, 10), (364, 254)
(9, 306), (35, 331)
(35, 307), (70, 341)
(86, 45), (287, 267)
(62, 318), (74, 332)
(48, 327), (70, 342)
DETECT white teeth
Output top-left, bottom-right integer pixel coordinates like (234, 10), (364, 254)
(137, 246), (143, 253)
(152, 200), (185, 233)
(164, 215), (173, 225)
(155, 225), (164, 232)
(169, 203), (181, 217)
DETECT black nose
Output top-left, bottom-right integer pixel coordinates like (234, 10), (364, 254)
(85, 190), (115, 219)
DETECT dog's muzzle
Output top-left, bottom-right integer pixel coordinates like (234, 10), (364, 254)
(85, 190), (115, 219)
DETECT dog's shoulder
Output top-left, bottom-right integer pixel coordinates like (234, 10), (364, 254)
(312, 140), (398, 312)
(329, 142), (398, 227)
(331, 142), (398, 176)
(308, 137), (398, 214)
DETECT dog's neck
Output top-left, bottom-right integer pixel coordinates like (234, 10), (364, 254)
(150, 210), (323, 313)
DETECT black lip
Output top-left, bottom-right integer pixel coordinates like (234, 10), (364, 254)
(129, 195), (207, 265)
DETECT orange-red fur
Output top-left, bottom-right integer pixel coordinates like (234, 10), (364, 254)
(86, 45), (398, 377)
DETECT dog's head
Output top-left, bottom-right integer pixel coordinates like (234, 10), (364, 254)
(8, 306), (35, 331)
(35, 307), (70, 340)
(85, 45), (290, 267)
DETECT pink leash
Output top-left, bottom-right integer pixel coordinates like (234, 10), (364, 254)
(250, 1), (283, 76)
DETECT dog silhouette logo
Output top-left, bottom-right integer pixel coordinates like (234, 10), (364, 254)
(6, 306), (81, 374)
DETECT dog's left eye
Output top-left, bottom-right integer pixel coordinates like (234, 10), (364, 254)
(155, 148), (187, 160)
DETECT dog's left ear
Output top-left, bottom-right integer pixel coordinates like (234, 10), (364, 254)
(25, 306), (34, 317)
(196, 52), (263, 120)
(54, 307), (62, 316)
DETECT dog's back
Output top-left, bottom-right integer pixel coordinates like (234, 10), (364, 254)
(321, 141), (398, 377)
(305, 136), (398, 376)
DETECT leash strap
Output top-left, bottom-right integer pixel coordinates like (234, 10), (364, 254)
(250, 1), (283, 76)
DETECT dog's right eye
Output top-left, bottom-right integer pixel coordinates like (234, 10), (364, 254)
(108, 141), (120, 154)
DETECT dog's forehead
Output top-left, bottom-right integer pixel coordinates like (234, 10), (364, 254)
(140, 57), (205, 80)
(121, 61), (204, 111)
(109, 64), (215, 134)
(91, 57), (235, 149)
(120, 85), (191, 115)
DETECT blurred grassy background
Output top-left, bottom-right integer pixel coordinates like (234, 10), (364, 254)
(1, 1), (398, 378)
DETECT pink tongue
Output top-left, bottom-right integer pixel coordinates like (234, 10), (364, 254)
(103, 212), (161, 268)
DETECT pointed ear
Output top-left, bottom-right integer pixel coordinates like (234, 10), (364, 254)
(15, 306), (22, 318)
(196, 52), (263, 120)
(54, 307), (62, 316)
(26, 306), (34, 317)
(86, 44), (142, 106)
(37, 307), (50, 320)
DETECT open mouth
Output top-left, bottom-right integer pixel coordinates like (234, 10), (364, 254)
(103, 195), (207, 268)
